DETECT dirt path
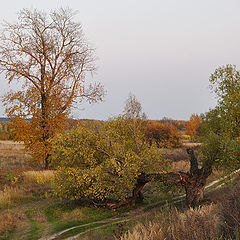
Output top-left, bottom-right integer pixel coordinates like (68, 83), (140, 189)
(39, 216), (131, 240)
(65, 219), (132, 240)
(39, 169), (240, 240)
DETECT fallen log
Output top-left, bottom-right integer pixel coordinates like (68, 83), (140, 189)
(101, 148), (212, 210)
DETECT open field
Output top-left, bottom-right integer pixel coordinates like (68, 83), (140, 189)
(0, 141), (31, 170)
(0, 140), (239, 240)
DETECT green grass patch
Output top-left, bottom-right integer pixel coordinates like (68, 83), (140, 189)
(24, 208), (40, 240)
(44, 203), (115, 233)
(55, 218), (131, 240)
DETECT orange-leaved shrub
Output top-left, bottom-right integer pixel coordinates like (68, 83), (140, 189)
(143, 122), (181, 148)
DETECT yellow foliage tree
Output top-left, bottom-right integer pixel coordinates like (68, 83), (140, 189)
(52, 116), (168, 204)
(0, 8), (104, 168)
(52, 95), (169, 206)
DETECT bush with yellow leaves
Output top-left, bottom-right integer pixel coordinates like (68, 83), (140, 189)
(52, 115), (169, 202)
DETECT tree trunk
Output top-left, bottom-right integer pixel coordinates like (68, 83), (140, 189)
(183, 148), (212, 206)
(44, 153), (50, 169)
(138, 191), (144, 202)
(131, 181), (146, 206)
(41, 93), (51, 169)
(105, 175), (148, 210)
(150, 148), (212, 207)
(184, 173), (208, 207)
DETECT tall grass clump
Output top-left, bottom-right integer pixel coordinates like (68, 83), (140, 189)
(119, 204), (220, 240)
(220, 186), (240, 239)
(119, 184), (240, 240)
(23, 170), (54, 185)
(0, 186), (32, 209)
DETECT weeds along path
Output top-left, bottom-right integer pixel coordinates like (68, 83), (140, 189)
(39, 169), (240, 240)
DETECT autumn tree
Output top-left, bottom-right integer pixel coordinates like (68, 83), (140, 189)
(202, 65), (240, 138)
(0, 8), (104, 168)
(52, 96), (168, 206)
(52, 119), (213, 207)
(152, 65), (240, 206)
(169, 65), (240, 206)
(185, 114), (201, 140)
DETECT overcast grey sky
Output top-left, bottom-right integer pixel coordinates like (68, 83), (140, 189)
(1, 0), (240, 120)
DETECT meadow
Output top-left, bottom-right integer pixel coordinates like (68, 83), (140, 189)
(0, 5), (239, 240)
(0, 139), (239, 240)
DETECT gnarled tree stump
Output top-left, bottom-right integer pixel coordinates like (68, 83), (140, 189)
(104, 147), (212, 210)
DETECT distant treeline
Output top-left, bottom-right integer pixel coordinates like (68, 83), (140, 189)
(0, 118), (187, 132)
(148, 119), (186, 131)
(0, 118), (186, 141)
(0, 117), (9, 122)
(66, 118), (187, 131)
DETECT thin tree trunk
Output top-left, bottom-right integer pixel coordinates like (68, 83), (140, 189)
(41, 93), (51, 169)
(44, 153), (50, 169)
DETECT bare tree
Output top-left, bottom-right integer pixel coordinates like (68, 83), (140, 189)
(123, 93), (147, 120)
(0, 8), (104, 168)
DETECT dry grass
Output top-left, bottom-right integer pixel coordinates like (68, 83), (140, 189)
(0, 141), (54, 211)
(161, 147), (188, 163)
(0, 211), (27, 238)
(219, 186), (240, 239)
(0, 140), (25, 149)
(171, 160), (190, 172)
(182, 142), (201, 148)
(119, 184), (240, 240)
(0, 141), (31, 169)
(120, 204), (220, 240)
(0, 170), (54, 210)
(23, 170), (54, 185)
(0, 185), (33, 209)
(160, 147), (190, 172)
